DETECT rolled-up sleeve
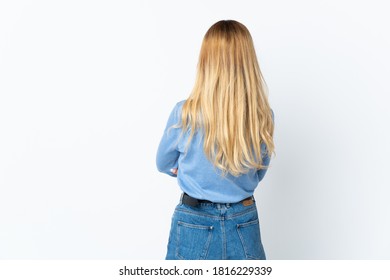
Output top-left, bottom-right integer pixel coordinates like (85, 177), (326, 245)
(156, 103), (181, 177)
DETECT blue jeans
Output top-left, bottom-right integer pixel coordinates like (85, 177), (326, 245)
(165, 194), (266, 260)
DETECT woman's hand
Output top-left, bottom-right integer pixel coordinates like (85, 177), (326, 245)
(170, 168), (178, 175)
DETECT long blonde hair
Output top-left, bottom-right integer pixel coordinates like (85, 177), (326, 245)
(173, 20), (275, 177)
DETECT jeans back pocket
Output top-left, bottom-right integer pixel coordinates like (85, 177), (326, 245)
(176, 221), (214, 260)
(236, 218), (266, 260)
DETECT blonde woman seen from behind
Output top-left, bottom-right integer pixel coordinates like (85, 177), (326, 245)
(156, 20), (275, 260)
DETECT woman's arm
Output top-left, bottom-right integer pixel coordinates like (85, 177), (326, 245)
(257, 150), (271, 181)
(156, 103), (181, 177)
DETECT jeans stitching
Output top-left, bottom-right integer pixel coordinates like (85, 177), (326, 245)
(177, 221), (212, 230)
(229, 207), (257, 218)
(221, 219), (226, 259)
(175, 208), (220, 219)
(175, 207), (258, 220)
(237, 218), (260, 228)
(236, 225), (249, 259)
(236, 218), (261, 260)
(167, 199), (264, 260)
(176, 221), (213, 260)
(175, 221), (183, 260)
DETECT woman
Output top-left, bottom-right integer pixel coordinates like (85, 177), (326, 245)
(156, 20), (275, 260)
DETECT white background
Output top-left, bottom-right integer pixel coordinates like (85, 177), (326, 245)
(0, 0), (389, 259)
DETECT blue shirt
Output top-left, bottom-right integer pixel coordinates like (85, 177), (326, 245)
(156, 100), (273, 203)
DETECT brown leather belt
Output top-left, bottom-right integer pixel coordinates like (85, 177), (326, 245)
(181, 193), (254, 207)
